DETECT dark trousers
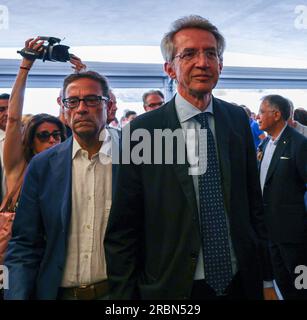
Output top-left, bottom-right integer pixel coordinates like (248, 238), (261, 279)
(191, 273), (246, 300)
(269, 240), (307, 300)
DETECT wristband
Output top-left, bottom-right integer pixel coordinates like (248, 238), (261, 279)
(20, 66), (30, 71)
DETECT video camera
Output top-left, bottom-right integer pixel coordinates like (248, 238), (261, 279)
(17, 37), (71, 62)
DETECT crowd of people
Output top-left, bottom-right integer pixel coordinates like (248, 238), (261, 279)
(0, 15), (306, 301)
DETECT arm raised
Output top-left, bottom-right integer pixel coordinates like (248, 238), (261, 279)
(4, 38), (43, 178)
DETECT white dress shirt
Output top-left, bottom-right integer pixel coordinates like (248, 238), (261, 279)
(61, 128), (112, 287)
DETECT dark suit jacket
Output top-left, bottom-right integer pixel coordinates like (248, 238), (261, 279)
(260, 125), (307, 243)
(4, 132), (119, 300)
(105, 96), (268, 300)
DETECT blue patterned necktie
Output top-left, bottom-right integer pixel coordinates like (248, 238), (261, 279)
(194, 112), (233, 296)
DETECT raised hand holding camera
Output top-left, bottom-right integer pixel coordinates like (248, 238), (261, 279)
(17, 37), (86, 72)
(18, 37), (44, 70)
(18, 36), (70, 63)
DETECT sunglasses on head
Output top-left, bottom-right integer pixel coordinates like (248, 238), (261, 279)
(36, 130), (62, 142)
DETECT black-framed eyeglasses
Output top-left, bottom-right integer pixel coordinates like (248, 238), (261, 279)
(62, 95), (109, 109)
(36, 130), (62, 142)
(173, 48), (219, 62)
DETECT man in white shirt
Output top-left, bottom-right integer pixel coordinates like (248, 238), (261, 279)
(257, 94), (307, 300)
(105, 15), (272, 300)
(4, 71), (119, 300)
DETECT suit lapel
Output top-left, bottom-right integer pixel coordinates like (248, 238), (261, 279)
(212, 98), (231, 210)
(106, 126), (120, 199)
(264, 126), (291, 185)
(164, 98), (198, 216)
(49, 137), (73, 233)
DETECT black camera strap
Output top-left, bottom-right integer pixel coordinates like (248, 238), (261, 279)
(17, 47), (41, 61)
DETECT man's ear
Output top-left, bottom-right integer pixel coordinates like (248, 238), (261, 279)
(274, 110), (282, 122)
(218, 60), (223, 74)
(107, 99), (112, 112)
(56, 96), (62, 107)
(164, 62), (176, 80)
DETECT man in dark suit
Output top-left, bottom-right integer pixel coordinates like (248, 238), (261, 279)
(105, 15), (274, 300)
(4, 71), (119, 300)
(257, 95), (307, 299)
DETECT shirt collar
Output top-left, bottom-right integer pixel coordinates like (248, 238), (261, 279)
(72, 127), (112, 160)
(268, 124), (287, 146)
(175, 93), (213, 124)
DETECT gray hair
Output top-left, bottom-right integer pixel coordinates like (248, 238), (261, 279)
(261, 95), (291, 121)
(160, 15), (226, 63)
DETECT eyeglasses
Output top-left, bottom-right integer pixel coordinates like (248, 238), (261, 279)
(62, 95), (109, 109)
(145, 102), (164, 108)
(36, 130), (62, 142)
(173, 48), (219, 62)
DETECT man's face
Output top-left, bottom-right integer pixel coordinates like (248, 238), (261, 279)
(0, 99), (8, 131)
(64, 78), (107, 140)
(107, 92), (118, 123)
(144, 94), (164, 112)
(164, 28), (222, 102)
(257, 100), (280, 133)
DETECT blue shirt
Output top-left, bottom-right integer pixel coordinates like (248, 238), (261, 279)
(250, 119), (264, 149)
